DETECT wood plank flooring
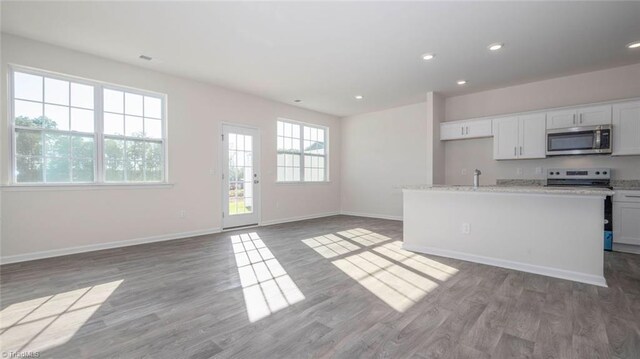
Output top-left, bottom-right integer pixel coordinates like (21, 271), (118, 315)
(1, 215), (639, 358)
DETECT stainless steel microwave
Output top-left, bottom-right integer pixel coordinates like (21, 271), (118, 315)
(546, 125), (611, 156)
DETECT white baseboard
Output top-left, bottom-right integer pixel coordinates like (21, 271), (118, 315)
(1, 211), (401, 265)
(613, 243), (640, 254)
(402, 243), (607, 287)
(340, 211), (403, 221)
(0, 227), (221, 265)
(260, 212), (340, 226)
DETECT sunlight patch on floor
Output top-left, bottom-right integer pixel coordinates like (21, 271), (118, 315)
(336, 228), (390, 246)
(301, 234), (360, 258)
(373, 241), (458, 281)
(232, 232), (305, 322)
(302, 229), (458, 312)
(0, 280), (123, 354)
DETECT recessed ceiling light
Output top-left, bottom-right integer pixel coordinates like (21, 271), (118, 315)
(139, 54), (153, 61)
(488, 43), (503, 51)
(355, 95), (364, 100)
(294, 99), (302, 103)
(422, 53), (435, 61)
(457, 80), (467, 85)
(627, 41), (640, 49)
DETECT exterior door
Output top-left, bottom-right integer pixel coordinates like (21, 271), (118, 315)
(222, 124), (260, 229)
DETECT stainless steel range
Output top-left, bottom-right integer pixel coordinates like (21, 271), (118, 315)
(546, 168), (613, 251)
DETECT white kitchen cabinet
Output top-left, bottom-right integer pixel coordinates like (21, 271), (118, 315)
(577, 105), (611, 127)
(612, 101), (640, 156)
(466, 119), (492, 138)
(546, 105), (611, 129)
(493, 117), (520, 159)
(518, 113), (547, 159)
(546, 109), (577, 129)
(493, 114), (546, 160)
(613, 191), (640, 246)
(440, 122), (464, 140)
(440, 119), (492, 141)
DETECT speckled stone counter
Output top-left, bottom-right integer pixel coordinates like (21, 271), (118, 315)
(496, 179), (545, 187)
(612, 180), (640, 191)
(403, 185), (613, 197)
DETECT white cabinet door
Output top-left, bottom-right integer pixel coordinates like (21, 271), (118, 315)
(440, 122), (464, 140)
(466, 119), (493, 138)
(493, 117), (519, 160)
(546, 109), (577, 129)
(613, 202), (640, 246)
(612, 101), (640, 156)
(518, 113), (546, 159)
(441, 119), (492, 140)
(577, 105), (611, 126)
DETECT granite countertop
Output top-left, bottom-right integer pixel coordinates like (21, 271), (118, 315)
(612, 180), (640, 191)
(403, 185), (614, 196)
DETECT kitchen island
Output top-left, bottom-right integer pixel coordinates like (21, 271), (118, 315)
(403, 185), (613, 286)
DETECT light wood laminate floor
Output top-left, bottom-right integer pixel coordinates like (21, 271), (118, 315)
(1, 215), (639, 358)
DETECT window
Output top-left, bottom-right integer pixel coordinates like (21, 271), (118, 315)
(277, 119), (327, 182)
(10, 67), (166, 184)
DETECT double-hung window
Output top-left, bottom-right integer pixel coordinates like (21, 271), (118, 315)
(10, 66), (167, 184)
(276, 119), (328, 182)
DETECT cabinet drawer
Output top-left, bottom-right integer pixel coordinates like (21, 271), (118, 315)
(613, 190), (640, 203)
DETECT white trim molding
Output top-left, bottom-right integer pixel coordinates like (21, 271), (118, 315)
(340, 211), (403, 221)
(260, 211), (340, 226)
(0, 227), (221, 265)
(402, 243), (607, 287)
(613, 243), (640, 255)
(0, 183), (175, 192)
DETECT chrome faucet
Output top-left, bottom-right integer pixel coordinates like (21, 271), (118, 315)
(473, 169), (482, 188)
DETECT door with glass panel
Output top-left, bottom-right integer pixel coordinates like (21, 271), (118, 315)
(222, 125), (260, 229)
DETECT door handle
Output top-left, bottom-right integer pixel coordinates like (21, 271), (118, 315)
(625, 195), (640, 198)
(520, 146), (523, 155)
(461, 127), (464, 136)
(514, 147), (517, 156)
(573, 114), (576, 125)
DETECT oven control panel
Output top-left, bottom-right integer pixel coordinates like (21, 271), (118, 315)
(546, 168), (611, 180)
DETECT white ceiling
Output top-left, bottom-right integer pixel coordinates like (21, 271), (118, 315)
(2, 1), (640, 117)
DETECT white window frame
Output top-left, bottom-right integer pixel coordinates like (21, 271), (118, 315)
(276, 118), (329, 183)
(8, 64), (169, 186)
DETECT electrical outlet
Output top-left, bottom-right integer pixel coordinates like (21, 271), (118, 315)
(461, 168), (467, 175)
(179, 209), (187, 218)
(461, 223), (470, 234)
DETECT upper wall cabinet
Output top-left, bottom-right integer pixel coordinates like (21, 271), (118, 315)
(440, 119), (492, 141)
(612, 101), (640, 156)
(493, 113), (546, 160)
(546, 105), (612, 129)
(546, 109), (577, 129)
